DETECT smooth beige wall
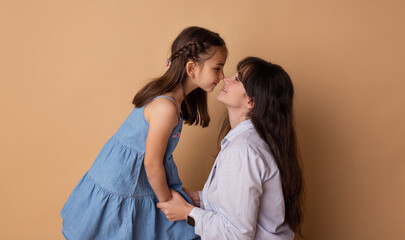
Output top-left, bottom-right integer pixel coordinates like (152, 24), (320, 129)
(1, 0), (404, 239)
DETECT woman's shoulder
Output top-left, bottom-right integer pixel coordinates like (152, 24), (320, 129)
(229, 128), (267, 151)
(219, 130), (276, 180)
(226, 128), (277, 169)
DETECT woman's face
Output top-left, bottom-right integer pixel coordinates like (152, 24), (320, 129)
(217, 74), (252, 109)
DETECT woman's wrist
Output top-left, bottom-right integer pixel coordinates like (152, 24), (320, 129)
(184, 203), (194, 219)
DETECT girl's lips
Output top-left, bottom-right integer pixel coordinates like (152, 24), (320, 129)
(221, 88), (227, 93)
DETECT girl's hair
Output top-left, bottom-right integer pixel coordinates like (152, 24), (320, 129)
(132, 26), (227, 127)
(219, 57), (304, 236)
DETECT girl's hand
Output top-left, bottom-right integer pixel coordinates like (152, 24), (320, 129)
(157, 189), (194, 222)
(183, 187), (200, 207)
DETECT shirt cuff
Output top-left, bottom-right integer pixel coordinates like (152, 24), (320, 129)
(189, 207), (206, 237)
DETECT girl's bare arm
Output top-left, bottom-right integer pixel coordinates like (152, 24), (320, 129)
(144, 98), (179, 202)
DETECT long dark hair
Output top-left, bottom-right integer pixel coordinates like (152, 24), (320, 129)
(133, 26), (227, 127)
(219, 57), (304, 236)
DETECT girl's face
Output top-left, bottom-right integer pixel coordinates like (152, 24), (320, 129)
(217, 74), (252, 109)
(193, 48), (227, 92)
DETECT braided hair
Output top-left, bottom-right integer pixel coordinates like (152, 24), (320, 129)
(133, 26), (227, 127)
(168, 41), (205, 64)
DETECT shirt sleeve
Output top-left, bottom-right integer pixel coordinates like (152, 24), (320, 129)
(189, 147), (268, 240)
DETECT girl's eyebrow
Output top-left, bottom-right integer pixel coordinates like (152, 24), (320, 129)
(216, 63), (225, 66)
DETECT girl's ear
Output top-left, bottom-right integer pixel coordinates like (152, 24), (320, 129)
(186, 60), (196, 78)
(247, 97), (254, 109)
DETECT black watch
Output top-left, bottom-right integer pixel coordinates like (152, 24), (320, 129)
(187, 215), (195, 226)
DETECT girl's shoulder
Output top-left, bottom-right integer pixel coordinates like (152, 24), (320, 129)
(143, 96), (179, 128)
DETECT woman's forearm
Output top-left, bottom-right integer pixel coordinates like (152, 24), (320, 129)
(145, 162), (171, 202)
(184, 188), (201, 207)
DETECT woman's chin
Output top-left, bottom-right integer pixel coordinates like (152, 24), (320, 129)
(216, 94), (225, 104)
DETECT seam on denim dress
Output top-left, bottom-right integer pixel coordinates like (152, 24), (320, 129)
(86, 173), (155, 198)
(121, 198), (132, 240)
(112, 134), (145, 154)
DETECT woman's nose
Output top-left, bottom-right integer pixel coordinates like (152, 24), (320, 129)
(222, 76), (231, 83)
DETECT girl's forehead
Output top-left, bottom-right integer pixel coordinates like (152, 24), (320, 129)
(208, 48), (227, 63)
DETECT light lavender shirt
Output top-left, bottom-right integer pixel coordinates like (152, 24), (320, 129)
(189, 119), (294, 240)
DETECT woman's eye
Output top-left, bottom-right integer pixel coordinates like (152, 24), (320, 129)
(214, 68), (220, 71)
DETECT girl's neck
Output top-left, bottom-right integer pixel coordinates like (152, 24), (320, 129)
(227, 107), (250, 129)
(166, 79), (198, 106)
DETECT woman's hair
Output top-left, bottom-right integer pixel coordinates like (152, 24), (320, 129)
(219, 57), (304, 236)
(132, 26), (227, 127)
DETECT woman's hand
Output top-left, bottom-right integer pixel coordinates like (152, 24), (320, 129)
(183, 187), (200, 207)
(157, 189), (194, 222)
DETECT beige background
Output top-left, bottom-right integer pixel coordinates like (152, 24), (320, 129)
(1, 0), (404, 239)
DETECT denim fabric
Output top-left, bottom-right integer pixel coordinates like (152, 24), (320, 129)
(61, 96), (198, 240)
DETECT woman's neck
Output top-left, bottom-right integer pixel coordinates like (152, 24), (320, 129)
(227, 108), (250, 129)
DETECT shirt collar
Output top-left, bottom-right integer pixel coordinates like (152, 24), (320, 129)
(221, 119), (254, 147)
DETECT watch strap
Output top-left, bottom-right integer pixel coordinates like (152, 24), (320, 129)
(187, 215), (195, 227)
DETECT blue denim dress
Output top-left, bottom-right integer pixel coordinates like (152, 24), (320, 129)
(61, 96), (198, 240)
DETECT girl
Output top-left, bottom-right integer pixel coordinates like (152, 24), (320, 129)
(61, 26), (227, 240)
(157, 57), (304, 240)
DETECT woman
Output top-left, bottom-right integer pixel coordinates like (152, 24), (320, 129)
(157, 57), (304, 240)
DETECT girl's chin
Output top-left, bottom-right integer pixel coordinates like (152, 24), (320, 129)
(203, 85), (216, 93)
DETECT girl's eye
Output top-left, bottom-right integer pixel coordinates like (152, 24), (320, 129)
(214, 68), (221, 71)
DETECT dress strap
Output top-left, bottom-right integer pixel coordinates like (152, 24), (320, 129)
(152, 95), (181, 116)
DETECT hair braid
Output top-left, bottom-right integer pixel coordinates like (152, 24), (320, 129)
(169, 41), (205, 62)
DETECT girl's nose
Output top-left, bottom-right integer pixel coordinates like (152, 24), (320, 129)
(219, 70), (225, 80)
